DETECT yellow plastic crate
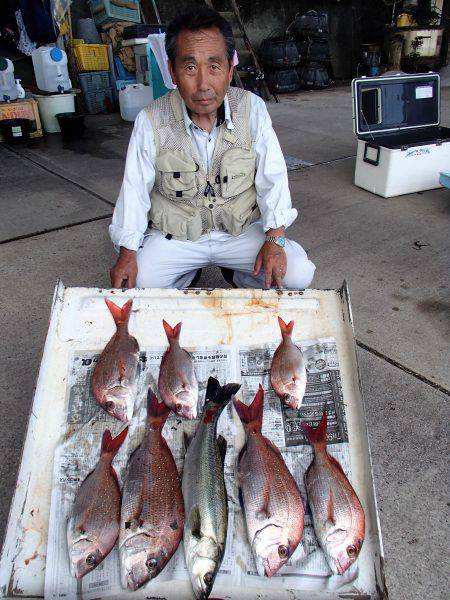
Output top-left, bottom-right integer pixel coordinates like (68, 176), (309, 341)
(74, 43), (109, 71)
(69, 38), (85, 47)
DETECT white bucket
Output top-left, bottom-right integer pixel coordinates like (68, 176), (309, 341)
(34, 92), (76, 133)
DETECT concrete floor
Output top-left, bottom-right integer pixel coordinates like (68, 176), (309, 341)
(0, 84), (449, 600)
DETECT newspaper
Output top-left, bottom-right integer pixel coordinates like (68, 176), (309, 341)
(45, 338), (357, 599)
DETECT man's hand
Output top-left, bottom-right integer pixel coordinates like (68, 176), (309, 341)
(110, 247), (138, 289)
(254, 227), (287, 289)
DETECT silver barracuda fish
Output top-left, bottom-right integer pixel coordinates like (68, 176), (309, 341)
(182, 376), (240, 599)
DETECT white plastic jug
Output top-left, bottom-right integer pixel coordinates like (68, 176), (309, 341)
(119, 84), (153, 121)
(0, 57), (18, 102)
(32, 47), (72, 93)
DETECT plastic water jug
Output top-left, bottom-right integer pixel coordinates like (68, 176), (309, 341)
(119, 84), (153, 121)
(0, 58), (18, 102)
(32, 47), (72, 93)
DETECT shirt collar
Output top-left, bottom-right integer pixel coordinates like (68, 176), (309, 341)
(181, 94), (234, 135)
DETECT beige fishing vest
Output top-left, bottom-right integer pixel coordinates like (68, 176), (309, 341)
(145, 87), (260, 241)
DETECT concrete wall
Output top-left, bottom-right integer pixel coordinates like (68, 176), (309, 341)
(69, 0), (395, 79)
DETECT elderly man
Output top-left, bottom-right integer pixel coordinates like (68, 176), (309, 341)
(110, 6), (315, 290)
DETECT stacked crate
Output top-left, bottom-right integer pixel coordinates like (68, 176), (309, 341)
(74, 42), (114, 114)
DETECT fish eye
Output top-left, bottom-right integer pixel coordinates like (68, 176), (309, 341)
(146, 557), (158, 570)
(176, 402), (183, 413)
(347, 545), (357, 558)
(278, 545), (289, 559)
(105, 400), (115, 410)
(203, 572), (213, 585)
(86, 553), (97, 566)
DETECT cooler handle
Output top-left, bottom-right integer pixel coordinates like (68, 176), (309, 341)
(363, 142), (380, 166)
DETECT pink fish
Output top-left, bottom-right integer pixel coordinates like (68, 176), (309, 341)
(67, 427), (128, 578)
(271, 317), (307, 410)
(235, 386), (305, 577)
(92, 299), (140, 422)
(120, 390), (184, 590)
(158, 320), (198, 419)
(302, 411), (365, 575)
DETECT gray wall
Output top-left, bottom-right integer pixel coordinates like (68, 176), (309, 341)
(70, 0), (395, 79)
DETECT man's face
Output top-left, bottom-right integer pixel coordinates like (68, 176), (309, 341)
(168, 26), (234, 116)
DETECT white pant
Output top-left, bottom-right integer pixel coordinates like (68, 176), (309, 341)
(136, 222), (315, 289)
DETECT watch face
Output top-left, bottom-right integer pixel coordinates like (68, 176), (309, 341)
(277, 236), (286, 248)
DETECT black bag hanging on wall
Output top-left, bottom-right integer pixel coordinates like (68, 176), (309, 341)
(19, 0), (57, 43)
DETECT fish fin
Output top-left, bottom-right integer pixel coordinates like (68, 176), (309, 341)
(109, 465), (119, 487)
(105, 298), (132, 326)
(205, 377), (241, 406)
(301, 410), (327, 450)
(162, 320), (181, 341)
(147, 388), (170, 426)
(237, 444), (247, 467)
(233, 385), (264, 432)
(326, 489), (335, 526)
(278, 316), (294, 336)
(205, 376), (221, 402)
(189, 505), (201, 540)
(264, 436), (283, 458)
(257, 477), (272, 521)
(327, 453), (347, 477)
(183, 431), (192, 453)
(118, 355), (127, 383)
(101, 427), (128, 458)
(217, 435), (227, 467)
(176, 368), (189, 388)
(238, 486), (245, 513)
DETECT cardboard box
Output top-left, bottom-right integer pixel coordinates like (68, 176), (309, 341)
(0, 98), (43, 141)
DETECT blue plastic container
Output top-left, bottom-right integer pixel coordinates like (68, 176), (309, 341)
(114, 57), (135, 81)
(78, 71), (111, 93)
(88, 0), (140, 26)
(83, 88), (114, 114)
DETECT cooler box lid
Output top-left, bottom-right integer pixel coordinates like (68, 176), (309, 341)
(352, 72), (440, 137)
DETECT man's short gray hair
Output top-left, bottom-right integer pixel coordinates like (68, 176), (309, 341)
(165, 6), (235, 66)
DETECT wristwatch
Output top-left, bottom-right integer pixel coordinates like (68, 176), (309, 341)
(266, 235), (286, 248)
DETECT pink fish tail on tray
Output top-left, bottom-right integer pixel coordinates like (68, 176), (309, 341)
(162, 319), (182, 342)
(234, 384), (264, 433)
(277, 316), (294, 337)
(301, 410), (327, 450)
(101, 427), (128, 457)
(147, 388), (170, 426)
(105, 298), (133, 326)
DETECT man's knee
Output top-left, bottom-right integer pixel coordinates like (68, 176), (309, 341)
(284, 246), (316, 289)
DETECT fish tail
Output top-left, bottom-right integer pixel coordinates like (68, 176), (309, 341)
(147, 388), (170, 427)
(278, 316), (294, 337)
(162, 319), (182, 342)
(203, 377), (240, 422)
(101, 427), (128, 458)
(205, 376), (241, 405)
(301, 410), (327, 450)
(105, 298), (133, 326)
(234, 384), (264, 432)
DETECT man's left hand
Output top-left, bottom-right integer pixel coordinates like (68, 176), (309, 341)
(254, 230), (287, 289)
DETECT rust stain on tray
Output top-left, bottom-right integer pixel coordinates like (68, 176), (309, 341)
(200, 294), (278, 344)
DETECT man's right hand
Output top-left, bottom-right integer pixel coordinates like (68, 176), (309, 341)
(110, 247), (138, 288)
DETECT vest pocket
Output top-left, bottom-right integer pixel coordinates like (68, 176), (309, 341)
(155, 150), (199, 200)
(219, 148), (256, 198)
(150, 198), (203, 241)
(220, 193), (260, 236)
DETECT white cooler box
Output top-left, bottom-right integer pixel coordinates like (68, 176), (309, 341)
(352, 72), (450, 197)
